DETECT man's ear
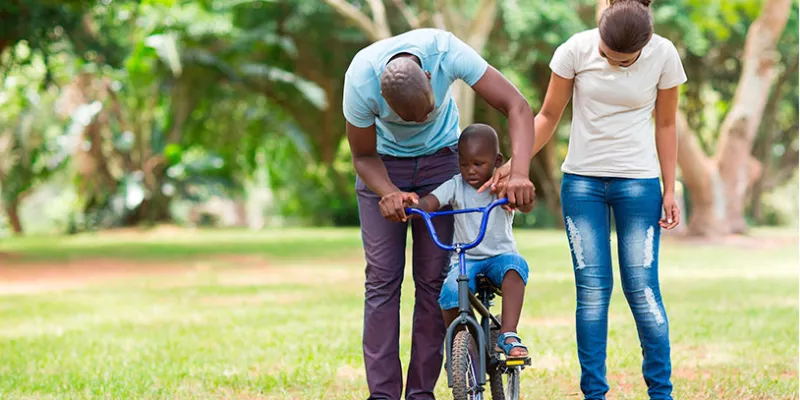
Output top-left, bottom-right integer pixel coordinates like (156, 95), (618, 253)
(425, 71), (431, 80)
(495, 153), (503, 168)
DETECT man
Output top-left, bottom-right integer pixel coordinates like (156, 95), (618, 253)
(343, 28), (535, 400)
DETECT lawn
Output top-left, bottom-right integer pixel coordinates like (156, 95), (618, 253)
(0, 227), (797, 399)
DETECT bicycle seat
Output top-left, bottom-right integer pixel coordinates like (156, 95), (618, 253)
(476, 273), (502, 297)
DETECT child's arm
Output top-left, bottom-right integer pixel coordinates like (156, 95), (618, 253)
(411, 194), (441, 213)
(406, 178), (456, 216)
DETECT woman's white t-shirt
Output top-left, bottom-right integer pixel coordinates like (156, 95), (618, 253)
(549, 28), (687, 179)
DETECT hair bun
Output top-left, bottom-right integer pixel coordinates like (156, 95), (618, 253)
(610, 0), (652, 6)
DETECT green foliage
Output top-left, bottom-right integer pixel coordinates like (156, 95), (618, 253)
(0, 46), (70, 209)
(0, 0), (797, 234)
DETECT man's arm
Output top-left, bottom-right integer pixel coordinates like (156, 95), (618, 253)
(471, 66), (536, 209)
(347, 122), (418, 222)
(347, 122), (396, 197)
(472, 66), (534, 177)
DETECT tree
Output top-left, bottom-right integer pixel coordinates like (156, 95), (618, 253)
(0, 49), (70, 234)
(676, 0), (793, 236)
(323, 0), (499, 128)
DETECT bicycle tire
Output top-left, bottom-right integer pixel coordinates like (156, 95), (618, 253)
(488, 315), (506, 400)
(451, 330), (483, 400)
(488, 314), (521, 400)
(503, 368), (520, 400)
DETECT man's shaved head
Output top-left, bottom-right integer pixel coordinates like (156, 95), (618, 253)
(380, 55), (435, 123)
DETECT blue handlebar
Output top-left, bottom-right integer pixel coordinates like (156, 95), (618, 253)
(405, 198), (509, 252)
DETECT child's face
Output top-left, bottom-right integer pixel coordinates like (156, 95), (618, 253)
(459, 142), (502, 189)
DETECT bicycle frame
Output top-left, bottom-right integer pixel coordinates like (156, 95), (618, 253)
(405, 197), (509, 388)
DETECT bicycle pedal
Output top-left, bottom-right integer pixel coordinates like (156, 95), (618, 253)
(503, 357), (531, 367)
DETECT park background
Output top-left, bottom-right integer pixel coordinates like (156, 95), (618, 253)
(0, 0), (797, 399)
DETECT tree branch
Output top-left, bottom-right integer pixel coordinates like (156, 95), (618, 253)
(465, 0), (497, 49)
(391, 0), (421, 29)
(436, 0), (462, 32)
(596, 0), (609, 24)
(367, 0), (391, 39)
(676, 111), (712, 195)
(431, 11), (447, 30)
(324, 0), (391, 41)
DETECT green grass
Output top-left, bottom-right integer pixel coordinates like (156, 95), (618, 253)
(0, 228), (364, 262)
(0, 228), (797, 399)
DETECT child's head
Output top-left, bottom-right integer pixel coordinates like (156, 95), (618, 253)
(457, 124), (502, 189)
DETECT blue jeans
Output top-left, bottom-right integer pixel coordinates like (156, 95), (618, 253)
(438, 253), (529, 310)
(561, 173), (672, 400)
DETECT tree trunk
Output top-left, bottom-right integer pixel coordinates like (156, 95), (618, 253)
(531, 140), (563, 226)
(444, 0), (498, 128)
(671, 0), (790, 237)
(749, 58), (796, 223)
(676, 112), (729, 236)
(4, 199), (23, 235)
(453, 81), (477, 129)
(713, 0), (792, 233)
(596, 0), (609, 22)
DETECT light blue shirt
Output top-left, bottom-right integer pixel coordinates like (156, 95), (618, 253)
(343, 28), (489, 157)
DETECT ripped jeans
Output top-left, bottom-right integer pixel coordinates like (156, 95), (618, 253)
(561, 173), (672, 400)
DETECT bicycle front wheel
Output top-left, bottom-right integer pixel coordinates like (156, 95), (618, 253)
(451, 330), (484, 400)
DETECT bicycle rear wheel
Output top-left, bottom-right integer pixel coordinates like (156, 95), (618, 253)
(489, 364), (520, 400)
(451, 330), (484, 400)
(487, 314), (521, 400)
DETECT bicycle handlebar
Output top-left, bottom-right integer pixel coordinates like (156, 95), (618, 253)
(405, 197), (509, 252)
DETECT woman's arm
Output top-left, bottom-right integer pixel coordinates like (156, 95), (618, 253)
(654, 86), (680, 229)
(479, 72), (573, 194)
(532, 72), (574, 156)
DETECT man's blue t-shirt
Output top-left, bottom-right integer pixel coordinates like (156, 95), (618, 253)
(343, 29), (489, 157)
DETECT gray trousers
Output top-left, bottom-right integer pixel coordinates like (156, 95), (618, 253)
(356, 146), (459, 400)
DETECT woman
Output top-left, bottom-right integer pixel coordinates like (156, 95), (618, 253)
(484, 0), (685, 398)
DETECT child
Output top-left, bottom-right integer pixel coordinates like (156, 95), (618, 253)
(411, 123), (531, 358)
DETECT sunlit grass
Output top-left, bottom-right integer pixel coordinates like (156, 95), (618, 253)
(0, 228), (796, 399)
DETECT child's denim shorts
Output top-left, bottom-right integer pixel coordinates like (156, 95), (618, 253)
(438, 253), (529, 310)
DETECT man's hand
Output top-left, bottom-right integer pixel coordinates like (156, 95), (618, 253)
(659, 192), (680, 230)
(506, 173), (535, 212)
(380, 191), (419, 222)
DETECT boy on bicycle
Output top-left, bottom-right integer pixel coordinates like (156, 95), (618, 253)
(409, 123), (532, 358)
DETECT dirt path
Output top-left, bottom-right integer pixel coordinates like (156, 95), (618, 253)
(0, 255), (270, 295)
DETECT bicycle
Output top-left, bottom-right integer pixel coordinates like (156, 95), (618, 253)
(406, 197), (530, 400)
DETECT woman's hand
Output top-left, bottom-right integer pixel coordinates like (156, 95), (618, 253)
(478, 161), (535, 212)
(660, 192), (680, 230)
(479, 161), (511, 197)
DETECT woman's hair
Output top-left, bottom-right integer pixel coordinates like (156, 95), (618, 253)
(599, 0), (654, 54)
